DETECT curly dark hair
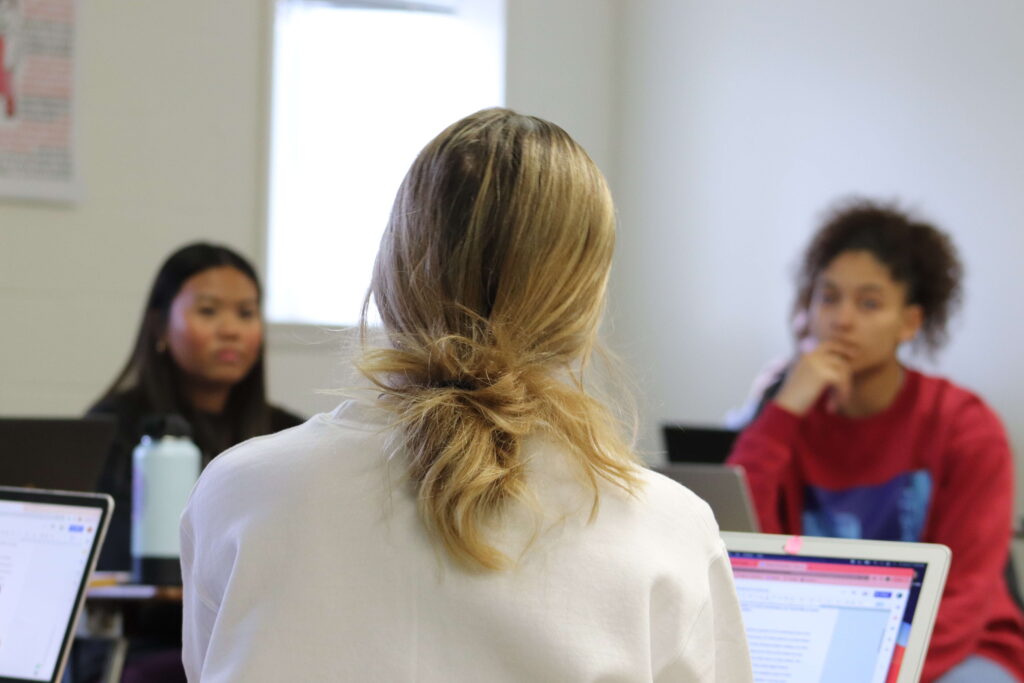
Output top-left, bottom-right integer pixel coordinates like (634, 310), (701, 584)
(795, 198), (963, 353)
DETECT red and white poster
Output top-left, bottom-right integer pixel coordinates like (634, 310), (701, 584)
(0, 0), (77, 202)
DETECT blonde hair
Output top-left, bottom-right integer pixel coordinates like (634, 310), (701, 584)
(359, 108), (641, 570)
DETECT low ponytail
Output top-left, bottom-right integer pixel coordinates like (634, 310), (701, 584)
(360, 323), (639, 570)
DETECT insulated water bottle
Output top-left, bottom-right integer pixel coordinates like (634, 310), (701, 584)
(131, 414), (200, 585)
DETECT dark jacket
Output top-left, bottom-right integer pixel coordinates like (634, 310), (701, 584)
(88, 390), (303, 570)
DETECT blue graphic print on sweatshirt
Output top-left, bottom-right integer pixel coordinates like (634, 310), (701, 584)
(802, 470), (932, 541)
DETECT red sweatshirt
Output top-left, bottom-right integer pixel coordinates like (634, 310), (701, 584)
(728, 368), (1024, 682)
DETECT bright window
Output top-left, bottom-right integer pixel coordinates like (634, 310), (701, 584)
(267, 0), (505, 325)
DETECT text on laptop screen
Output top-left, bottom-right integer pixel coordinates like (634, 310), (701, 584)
(729, 552), (928, 683)
(0, 500), (103, 681)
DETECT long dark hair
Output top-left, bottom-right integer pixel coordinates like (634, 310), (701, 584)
(97, 242), (272, 459)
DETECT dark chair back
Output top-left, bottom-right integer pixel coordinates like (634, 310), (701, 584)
(1007, 554), (1024, 611)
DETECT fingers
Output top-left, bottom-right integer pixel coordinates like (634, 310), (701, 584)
(813, 343), (853, 413)
(815, 338), (857, 363)
(827, 373), (853, 414)
(777, 345), (849, 415)
(821, 351), (853, 393)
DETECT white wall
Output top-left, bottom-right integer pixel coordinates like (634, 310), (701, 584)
(609, 0), (1024, 508)
(505, 0), (617, 182)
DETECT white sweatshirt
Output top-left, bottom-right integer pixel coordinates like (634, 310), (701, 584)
(180, 400), (752, 682)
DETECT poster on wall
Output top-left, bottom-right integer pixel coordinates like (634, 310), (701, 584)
(0, 0), (78, 203)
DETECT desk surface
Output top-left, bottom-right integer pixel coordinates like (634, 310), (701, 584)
(86, 571), (183, 601)
(86, 584), (183, 601)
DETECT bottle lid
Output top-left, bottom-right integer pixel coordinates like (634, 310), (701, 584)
(140, 413), (193, 439)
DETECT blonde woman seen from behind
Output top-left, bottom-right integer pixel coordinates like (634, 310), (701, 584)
(180, 109), (752, 682)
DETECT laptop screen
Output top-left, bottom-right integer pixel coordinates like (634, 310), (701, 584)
(729, 551), (929, 683)
(0, 493), (109, 682)
(662, 424), (739, 464)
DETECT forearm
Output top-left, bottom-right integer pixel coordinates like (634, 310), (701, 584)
(727, 403), (802, 533)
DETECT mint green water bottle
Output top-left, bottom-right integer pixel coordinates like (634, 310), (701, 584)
(131, 414), (200, 585)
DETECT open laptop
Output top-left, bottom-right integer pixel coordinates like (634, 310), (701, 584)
(662, 423), (739, 464)
(0, 417), (116, 491)
(0, 486), (113, 683)
(722, 532), (951, 683)
(654, 463), (760, 532)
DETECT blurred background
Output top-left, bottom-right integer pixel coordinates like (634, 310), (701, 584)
(2, 0), (1022, 512)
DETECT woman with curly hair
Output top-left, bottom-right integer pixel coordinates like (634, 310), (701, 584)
(180, 109), (752, 681)
(728, 199), (1024, 682)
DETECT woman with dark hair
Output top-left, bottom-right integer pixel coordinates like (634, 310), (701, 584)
(77, 243), (302, 683)
(728, 199), (1024, 682)
(90, 242), (302, 572)
(180, 109), (752, 681)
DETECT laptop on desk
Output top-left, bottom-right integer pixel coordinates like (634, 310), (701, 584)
(654, 463), (760, 532)
(0, 486), (113, 683)
(0, 417), (116, 492)
(722, 532), (951, 683)
(662, 423), (739, 464)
